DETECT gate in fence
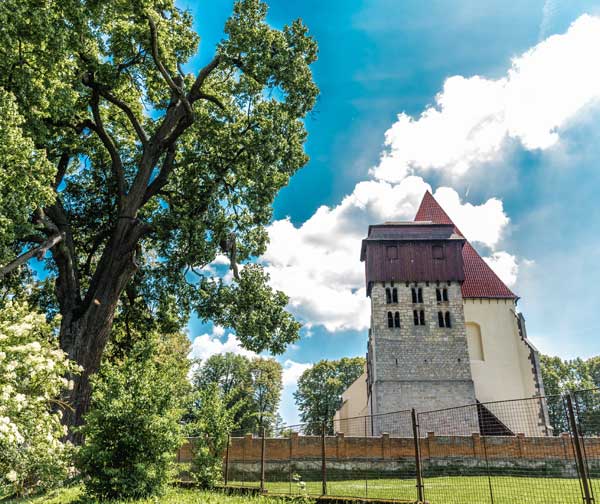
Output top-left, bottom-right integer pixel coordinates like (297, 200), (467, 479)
(178, 389), (600, 503)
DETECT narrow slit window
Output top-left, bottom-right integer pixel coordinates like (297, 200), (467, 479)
(417, 288), (423, 303)
(386, 288), (392, 304)
(394, 312), (400, 328)
(443, 288), (448, 302)
(387, 312), (394, 328)
(392, 288), (398, 303)
(411, 288), (417, 304)
(413, 310), (419, 326)
(436, 288), (442, 302)
(438, 311), (444, 328)
(419, 310), (425, 326)
(445, 311), (452, 328)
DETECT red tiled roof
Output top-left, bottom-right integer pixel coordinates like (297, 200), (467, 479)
(414, 191), (517, 299)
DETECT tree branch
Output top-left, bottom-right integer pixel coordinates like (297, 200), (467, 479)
(147, 16), (193, 117)
(53, 152), (70, 190)
(0, 233), (64, 279)
(189, 54), (222, 102)
(141, 146), (176, 206)
(96, 88), (149, 145)
(88, 90), (126, 203)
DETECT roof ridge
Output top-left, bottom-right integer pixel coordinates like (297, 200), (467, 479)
(414, 191), (516, 299)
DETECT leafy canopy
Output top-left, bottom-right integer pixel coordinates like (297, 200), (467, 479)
(294, 357), (365, 434)
(0, 0), (317, 354)
(191, 352), (282, 434)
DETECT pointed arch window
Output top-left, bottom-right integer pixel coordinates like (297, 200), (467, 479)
(438, 311), (452, 328)
(394, 312), (400, 328)
(386, 287), (392, 304)
(418, 288), (423, 303)
(413, 310), (419, 326)
(387, 311), (394, 328)
(392, 288), (398, 303)
(445, 311), (452, 328)
(419, 310), (425, 325)
(438, 311), (445, 328)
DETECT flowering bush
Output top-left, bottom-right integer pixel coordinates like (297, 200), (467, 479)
(0, 301), (80, 497)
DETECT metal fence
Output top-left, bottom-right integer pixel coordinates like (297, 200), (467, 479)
(178, 389), (600, 503)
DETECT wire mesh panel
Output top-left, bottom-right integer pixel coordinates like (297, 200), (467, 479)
(418, 397), (583, 504)
(573, 388), (600, 502)
(226, 429), (262, 488)
(263, 423), (322, 497)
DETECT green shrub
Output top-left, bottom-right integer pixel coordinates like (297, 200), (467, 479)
(187, 384), (237, 488)
(77, 332), (190, 499)
(0, 301), (79, 497)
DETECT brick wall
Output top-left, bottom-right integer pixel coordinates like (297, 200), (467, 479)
(177, 431), (600, 463)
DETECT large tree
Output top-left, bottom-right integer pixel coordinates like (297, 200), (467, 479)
(294, 357), (365, 434)
(0, 0), (318, 436)
(191, 352), (282, 434)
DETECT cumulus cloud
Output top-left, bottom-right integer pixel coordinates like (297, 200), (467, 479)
(371, 15), (600, 182)
(262, 177), (513, 330)
(483, 251), (519, 287)
(282, 360), (312, 388)
(189, 330), (258, 362)
(189, 329), (310, 387)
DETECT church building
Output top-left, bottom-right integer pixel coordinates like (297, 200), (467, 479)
(334, 191), (548, 436)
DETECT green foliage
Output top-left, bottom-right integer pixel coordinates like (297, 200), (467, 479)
(540, 354), (600, 435)
(77, 332), (191, 499)
(186, 384), (237, 488)
(0, 301), (79, 497)
(294, 357), (366, 434)
(191, 352), (283, 434)
(0, 89), (55, 266)
(0, 0), (318, 367)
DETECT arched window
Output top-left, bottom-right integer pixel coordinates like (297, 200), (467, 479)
(436, 288), (442, 302)
(387, 311), (394, 328)
(394, 312), (400, 328)
(392, 288), (398, 303)
(413, 310), (419, 326)
(419, 310), (425, 325)
(443, 288), (448, 302)
(411, 288), (417, 303)
(438, 311), (444, 328)
(445, 311), (451, 328)
(385, 288), (392, 304)
(417, 288), (423, 303)
(466, 323), (484, 361)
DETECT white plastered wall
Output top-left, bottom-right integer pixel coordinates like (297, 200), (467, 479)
(464, 298), (544, 435)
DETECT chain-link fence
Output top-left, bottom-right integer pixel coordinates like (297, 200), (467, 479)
(177, 389), (600, 503)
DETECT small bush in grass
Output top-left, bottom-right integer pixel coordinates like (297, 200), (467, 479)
(77, 331), (190, 499)
(0, 301), (80, 497)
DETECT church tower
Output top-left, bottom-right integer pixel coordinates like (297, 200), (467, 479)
(362, 221), (477, 432)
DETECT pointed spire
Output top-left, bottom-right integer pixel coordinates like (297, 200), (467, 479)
(414, 191), (517, 299)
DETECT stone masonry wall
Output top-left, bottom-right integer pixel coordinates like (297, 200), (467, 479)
(369, 281), (476, 431)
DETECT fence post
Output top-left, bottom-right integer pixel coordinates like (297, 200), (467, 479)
(321, 421), (327, 496)
(260, 428), (266, 493)
(411, 409), (425, 503)
(566, 393), (593, 504)
(224, 434), (230, 487)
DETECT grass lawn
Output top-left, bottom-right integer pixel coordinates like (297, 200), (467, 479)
(3, 477), (595, 503)
(256, 475), (590, 503)
(0, 486), (303, 504)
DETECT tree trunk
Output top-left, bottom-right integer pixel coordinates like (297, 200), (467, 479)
(59, 221), (142, 443)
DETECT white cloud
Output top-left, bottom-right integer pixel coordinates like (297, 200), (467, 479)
(371, 15), (600, 182)
(482, 251), (519, 287)
(189, 331), (258, 362)
(282, 360), (312, 388)
(262, 177), (512, 331)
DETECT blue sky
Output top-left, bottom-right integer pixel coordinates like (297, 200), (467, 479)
(180, 0), (600, 425)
